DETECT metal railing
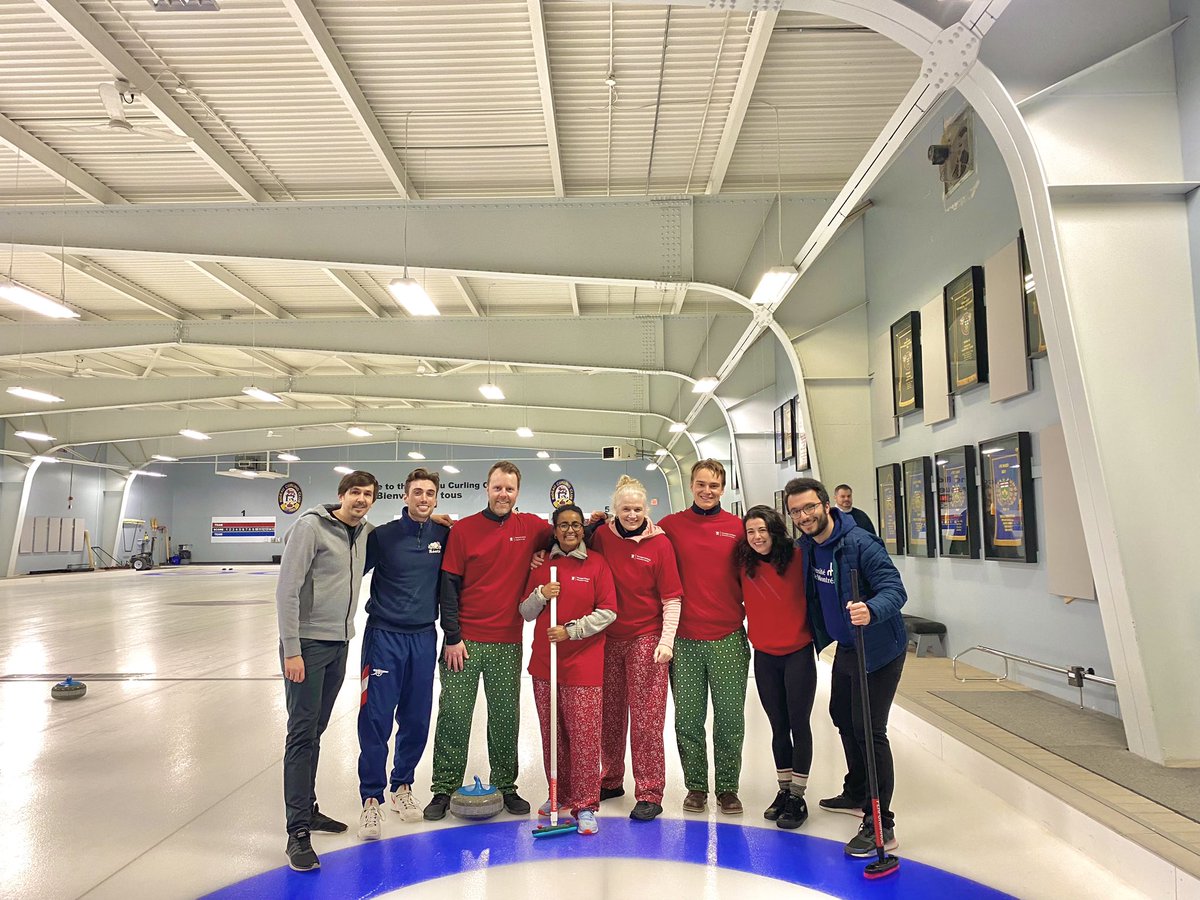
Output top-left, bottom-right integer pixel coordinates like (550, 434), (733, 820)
(952, 645), (1116, 708)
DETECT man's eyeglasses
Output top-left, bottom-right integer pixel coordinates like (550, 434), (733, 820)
(788, 501), (824, 519)
(556, 522), (585, 531)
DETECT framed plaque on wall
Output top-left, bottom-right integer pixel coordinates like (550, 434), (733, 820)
(935, 445), (981, 558)
(773, 404), (784, 464)
(781, 397), (795, 462)
(876, 463), (905, 556)
(890, 312), (923, 417)
(902, 456), (936, 558)
(790, 397), (809, 471)
(1019, 230), (1047, 359)
(979, 431), (1037, 563)
(944, 265), (989, 393)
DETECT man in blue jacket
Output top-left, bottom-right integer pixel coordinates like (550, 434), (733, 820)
(786, 477), (907, 858)
(355, 468), (450, 842)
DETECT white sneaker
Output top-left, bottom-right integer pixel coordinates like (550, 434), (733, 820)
(390, 785), (423, 823)
(358, 798), (382, 841)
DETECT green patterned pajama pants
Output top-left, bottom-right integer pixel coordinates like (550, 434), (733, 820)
(670, 629), (751, 793)
(430, 639), (522, 796)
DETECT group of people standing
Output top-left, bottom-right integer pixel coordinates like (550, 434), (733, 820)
(274, 458), (908, 873)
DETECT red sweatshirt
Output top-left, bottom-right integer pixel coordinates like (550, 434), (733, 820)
(659, 506), (745, 640)
(524, 552), (617, 686)
(739, 545), (812, 655)
(589, 523), (683, 641)
(441, 510), (553, 643)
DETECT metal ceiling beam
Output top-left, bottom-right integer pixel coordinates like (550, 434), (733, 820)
(324, 268), (390, 318)
(449, 277), (483, 317)
(705, 9), (777, 195)
(58, 254), (195, 320)
(280, 0), (417, 200)
(241, 348), (298, 376)
(0, 194), (826, 295)
(0, 113), (128, 206)
(568, 282), (580, 317)
(527, 0), (565, 197)
(0, 316), (736, 379)
(31, 0), (272, 203)
(188, 261), (294, 319)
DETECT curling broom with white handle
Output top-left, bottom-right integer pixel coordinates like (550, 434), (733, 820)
(533, 564), (575, 838)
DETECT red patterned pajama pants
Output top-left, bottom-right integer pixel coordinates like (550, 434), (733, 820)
(532, 677), (602, 813)
(600, 633), (669, 803)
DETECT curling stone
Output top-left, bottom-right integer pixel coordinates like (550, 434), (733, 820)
(51, 677), (87, 701)
(449, 776), (504, 821)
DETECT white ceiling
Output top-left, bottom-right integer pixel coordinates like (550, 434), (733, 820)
(0, 0), (925, 470)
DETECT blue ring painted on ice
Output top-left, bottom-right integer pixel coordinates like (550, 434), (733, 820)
(202, 819), (1014, 899)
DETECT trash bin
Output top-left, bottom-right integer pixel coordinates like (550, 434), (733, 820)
(179, 544), (192, 565)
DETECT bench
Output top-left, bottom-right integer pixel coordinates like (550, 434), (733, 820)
(902, 614), (947, 658)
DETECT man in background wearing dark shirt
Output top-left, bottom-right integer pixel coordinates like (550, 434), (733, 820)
(833, 483), (877, 536)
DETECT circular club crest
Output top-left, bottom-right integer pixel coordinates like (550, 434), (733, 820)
(549, 478), (575, 509)
(278, 481), (303, 514)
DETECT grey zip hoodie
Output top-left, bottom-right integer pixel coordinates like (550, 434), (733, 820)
(276, 503), (374, 657)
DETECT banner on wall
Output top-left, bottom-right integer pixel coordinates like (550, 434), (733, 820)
(211, 517), (277, 542)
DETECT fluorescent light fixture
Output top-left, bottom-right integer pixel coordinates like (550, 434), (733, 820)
(242, 386), (283, 403)
(407, 451), (426, 460)
(750, 266), (799, 305)
(151, 454), (178, 462)
(347, 426), (372, 438)
(479, 383), (506, 401)
(134, 470), (167, 478)
(668, 421), (687, 433)
(442, 464), (460, 474)
(334, 465), (355, 474)
(7, 386), (64, 403)
(32, 455), (58, 464)
(516, 426), (534, 438)
(536, 450), (550, 459)
(179, 429), (210, 440)
(0, 283), (80, 319)
(277, 452), (300, 462)
(645, 462), (659, 471)
(655, 448), (669, 457)
(692, 377), (719, 394)
(14, 430), (54, 442)
(387, 277), (439, 316)
(548, 463), (562, 472)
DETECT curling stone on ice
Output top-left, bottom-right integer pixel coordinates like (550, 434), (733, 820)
(51, 677), (87, 701)
(449, 776), (504, 820)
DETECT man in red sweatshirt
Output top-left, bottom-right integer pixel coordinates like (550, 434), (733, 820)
(658, 459), (750, 815)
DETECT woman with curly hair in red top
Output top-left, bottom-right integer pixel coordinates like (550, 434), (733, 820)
(736, 505), (816, 830)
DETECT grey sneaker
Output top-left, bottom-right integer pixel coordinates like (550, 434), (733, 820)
(844, 817), (898, 857)
(286, 829), (319, 871)
(390, 785), (423, 823)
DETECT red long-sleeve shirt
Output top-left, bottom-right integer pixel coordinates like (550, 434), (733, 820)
(739, 545), (812, 655)
(658, 507), (745, 640)
(589, 524), (682, 641)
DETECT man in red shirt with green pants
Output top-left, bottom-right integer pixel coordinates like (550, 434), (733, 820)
(423, 461), (553, 820)
(658, 459), (750, 815)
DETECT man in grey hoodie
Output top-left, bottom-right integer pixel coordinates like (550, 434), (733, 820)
(276, 470), (379, 872)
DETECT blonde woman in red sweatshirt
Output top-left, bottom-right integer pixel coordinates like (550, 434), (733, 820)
(736, 505), (815, 830)
(587, 474), (683, 821)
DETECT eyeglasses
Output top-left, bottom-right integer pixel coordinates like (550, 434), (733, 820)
(788, 501), (824, 519)
(556, 522), (584, 531)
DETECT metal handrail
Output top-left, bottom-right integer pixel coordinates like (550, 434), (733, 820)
(952, 645), (1116, 708)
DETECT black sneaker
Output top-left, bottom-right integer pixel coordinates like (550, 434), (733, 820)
(423, 792), (451, 821)
(763, 789), (789, 821)
(286, 829), (320, 872)
(776, 794), (808, 830)
(629, 800), (663, 821)
(503, 791), (531, 815)
(818, 792), (866, 816)
(844, 817), (897, 857)
(310, 804), (348, 834)
(599, 786), (625, 802)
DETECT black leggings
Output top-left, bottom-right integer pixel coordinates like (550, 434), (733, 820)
(753, 644), (817, 777)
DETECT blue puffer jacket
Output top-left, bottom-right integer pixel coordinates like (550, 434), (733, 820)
(797, 508), (908, 673)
